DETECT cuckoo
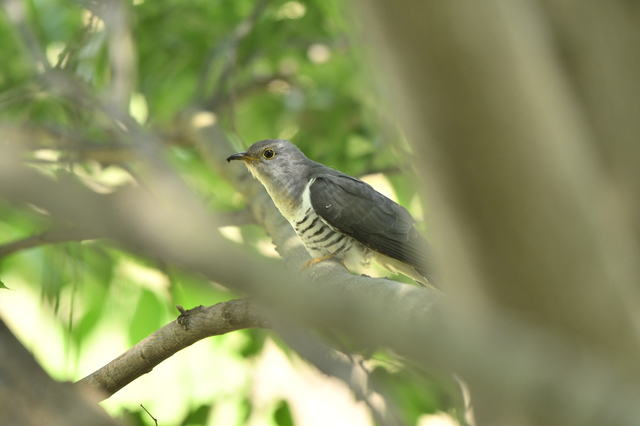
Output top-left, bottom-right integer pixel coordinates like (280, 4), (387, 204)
(227, 139), (440, 289)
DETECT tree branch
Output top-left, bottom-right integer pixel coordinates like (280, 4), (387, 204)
(0, 318), (120, 425)
(76, 299), (269, 400)
(0, 227), (102, 258)
(0, 209), (254, 259)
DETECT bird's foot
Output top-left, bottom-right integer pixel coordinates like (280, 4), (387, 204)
(302, 254), (335, 270)
(302, 254), (347, 270)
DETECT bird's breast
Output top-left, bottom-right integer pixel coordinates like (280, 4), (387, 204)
(286, 182), (371, 266)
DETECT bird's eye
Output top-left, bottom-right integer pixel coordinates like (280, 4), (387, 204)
(262, 149), (276, 159)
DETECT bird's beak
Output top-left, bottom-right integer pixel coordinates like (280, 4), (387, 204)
(226, 152), (258, 163)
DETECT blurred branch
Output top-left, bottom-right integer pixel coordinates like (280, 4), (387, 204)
(212, 208), (256, 227)
(358, 1), (640, 425)
(539, 1), (640, 231)
(52, 16), (95, 70)
(0, 318), (121, 426)
(212, 73), (294, 113)
(5, 124), (182, 166)
(1, 0), (50, 70)
(200, 0), (272, 110)
(0, 208), (253, 259)
(0, 227), (102, 258)
(87, 0), (136, 113)
(76, 299), (269, 400)
(0, 138), (431, 300)
(14, 125), (133, 162)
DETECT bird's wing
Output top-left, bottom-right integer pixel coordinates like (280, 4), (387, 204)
(309, 174), (436, 278)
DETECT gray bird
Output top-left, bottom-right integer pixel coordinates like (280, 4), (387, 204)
(227, 139), (440, 289)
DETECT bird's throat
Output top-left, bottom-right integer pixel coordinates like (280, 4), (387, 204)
(247, 166), (301, 220)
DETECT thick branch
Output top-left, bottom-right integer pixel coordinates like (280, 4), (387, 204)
(0, 210), (253, 258)
(76, 299), (269, 400)
(0, 318), (120, 426)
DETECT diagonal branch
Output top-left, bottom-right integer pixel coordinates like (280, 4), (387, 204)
(76, 299), (269, 400)
(0, 227), (102, 258)
(1, 0), (50, 70)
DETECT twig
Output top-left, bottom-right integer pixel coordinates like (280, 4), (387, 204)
(140, 405), (158, 426)
(75, 299), (269, 400)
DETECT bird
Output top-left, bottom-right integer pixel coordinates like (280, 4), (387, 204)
(226, 139), (440, 289)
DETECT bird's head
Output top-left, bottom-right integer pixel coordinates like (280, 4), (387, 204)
(226, 139), (308, 187)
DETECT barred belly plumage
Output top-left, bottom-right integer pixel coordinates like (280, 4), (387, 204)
(294, 207), (349, 257)
(288, 181), (371, 267)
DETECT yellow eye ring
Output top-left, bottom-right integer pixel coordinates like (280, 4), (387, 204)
(262, 149), (276, 159)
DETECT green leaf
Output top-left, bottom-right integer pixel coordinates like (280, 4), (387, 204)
(371, 365), (439, 425)
(180, 404), (212, 426)
(128, 289), (166, 346)
(273, 400), (294, 426)
(239, 328), (268, 358)
(0, 280), (10, 290)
